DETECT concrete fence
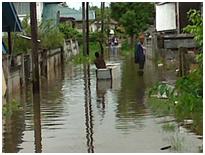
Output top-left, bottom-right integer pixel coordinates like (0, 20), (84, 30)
(2, 39), (79, 96)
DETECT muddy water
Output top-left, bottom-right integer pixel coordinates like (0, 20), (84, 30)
(2, 49), (202, 153)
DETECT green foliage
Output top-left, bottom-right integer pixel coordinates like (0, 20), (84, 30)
(3, 16), (32, 54)
(21, 15), (31, 35)
(3, 100), (23, 118)
(72, 42), (100, 64)
(183, 9), (203, 47)
(91, 5), (111, 34)
(148, 9), (203, 135)
(120, 39), (133, 56)
(38, 20), (64, 49)
(147, 97), (175, 117)
(110, 2), (155, 36)
(175, 9), (203, 115)
(148, 82), (175, 98)
(58, 23), (80, 39)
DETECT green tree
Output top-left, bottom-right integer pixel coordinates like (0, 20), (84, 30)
(38, 20), (64, 49)
(110, 2), (155, 47)
(58, 23), (80, 39)
(183, 9), (203, 48)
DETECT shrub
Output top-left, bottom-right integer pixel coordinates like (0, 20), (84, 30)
(58, 23), (80, 39)
(38, 20), (64, 49)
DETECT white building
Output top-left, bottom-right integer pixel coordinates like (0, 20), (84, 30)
(13, 2), (44, 23)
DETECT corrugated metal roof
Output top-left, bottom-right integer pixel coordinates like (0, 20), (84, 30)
(2, 2), (22, 32)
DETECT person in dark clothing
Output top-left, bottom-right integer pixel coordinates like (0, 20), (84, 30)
(135, 34), (146, 71)
(94, 52), (106, 69)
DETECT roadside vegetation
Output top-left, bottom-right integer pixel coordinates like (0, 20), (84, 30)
(3, 16), (65, 54)
(148, 9), (203, 135)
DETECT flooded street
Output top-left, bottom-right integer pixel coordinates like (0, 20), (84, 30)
(2, 48), (202, 153)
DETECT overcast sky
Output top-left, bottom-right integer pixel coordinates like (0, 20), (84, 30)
(66, 2), (110, 10)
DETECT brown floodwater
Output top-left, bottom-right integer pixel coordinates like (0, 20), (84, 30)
(2, 48), (203, 153)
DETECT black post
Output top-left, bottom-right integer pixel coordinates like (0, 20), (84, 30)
(33, 93), (42, 153)
(101, 2), (105, 39)
(30, 2), (40, 93)
(82, 2), (86, 56)
(8, 31), (12, 55)
(86, 2), (89, 55)
(101, 2), (105, 53)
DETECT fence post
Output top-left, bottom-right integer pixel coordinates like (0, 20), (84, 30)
(179, 47), (188, 77)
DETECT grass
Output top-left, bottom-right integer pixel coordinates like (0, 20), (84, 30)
(146, 97), (175, 117)
(162, 123), (176, 132)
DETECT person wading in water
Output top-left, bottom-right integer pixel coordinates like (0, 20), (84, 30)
(134, 33), (146, 75)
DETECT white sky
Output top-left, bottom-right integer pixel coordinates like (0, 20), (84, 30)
(66, 2), (110, 10)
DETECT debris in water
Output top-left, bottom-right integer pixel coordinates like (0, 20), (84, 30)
(160, 145), (171, 150)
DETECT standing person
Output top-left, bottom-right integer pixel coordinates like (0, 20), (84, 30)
(94, 52), (106, 69)
(134, 34), (146, 74)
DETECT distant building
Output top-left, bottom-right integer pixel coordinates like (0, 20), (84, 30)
(13, 2), (44, 23)
(42, 2), (96, 32)
(90, 19), (118, 33)
(155, 2), (202, 49)
(2, 2), (22, 54)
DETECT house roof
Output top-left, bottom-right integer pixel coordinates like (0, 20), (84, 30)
(43, 3), (95, 24)
(2, 2), (22, 32)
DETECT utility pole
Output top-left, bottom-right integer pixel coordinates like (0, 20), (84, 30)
(100, 2), (105, 53)
(8, 31), (12, 55)
(82, 2), (86, 56)
(86, 2), (89, 55)
(30, 2), (40, 93)
(101, 2), (105, 37)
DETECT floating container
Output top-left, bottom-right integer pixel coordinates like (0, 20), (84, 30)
(96, 63), (120, 80)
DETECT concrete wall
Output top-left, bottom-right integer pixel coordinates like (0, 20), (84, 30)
(7, 68), (21, 95)
(63, 39), (79, 61)
(46, 48), (62, 74)
(3, 39), (79, 96)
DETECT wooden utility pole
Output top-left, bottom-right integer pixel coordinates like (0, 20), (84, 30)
(101, 2), (105, 37)
(86, 2), (89, 55)
(33, 93), (42, 153)
(82, 2), (86, 56)
(30, 2), (40, 93)
(8, 31), (12, 55)
(100, 2), (105, 53)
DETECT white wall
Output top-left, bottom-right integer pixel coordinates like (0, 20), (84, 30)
(36, 2), (44, 23)
(156, 3), (176, 31)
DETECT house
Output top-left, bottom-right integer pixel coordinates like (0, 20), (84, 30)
(13, 2), (44, 23)
(2, 2), (22, 54)
(42, 2), (96, 32)
(155, 2), (202, 49)
(90, 19), (118, 33)
(2, 2), (23, 95)
(144, 2), (202, 66)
